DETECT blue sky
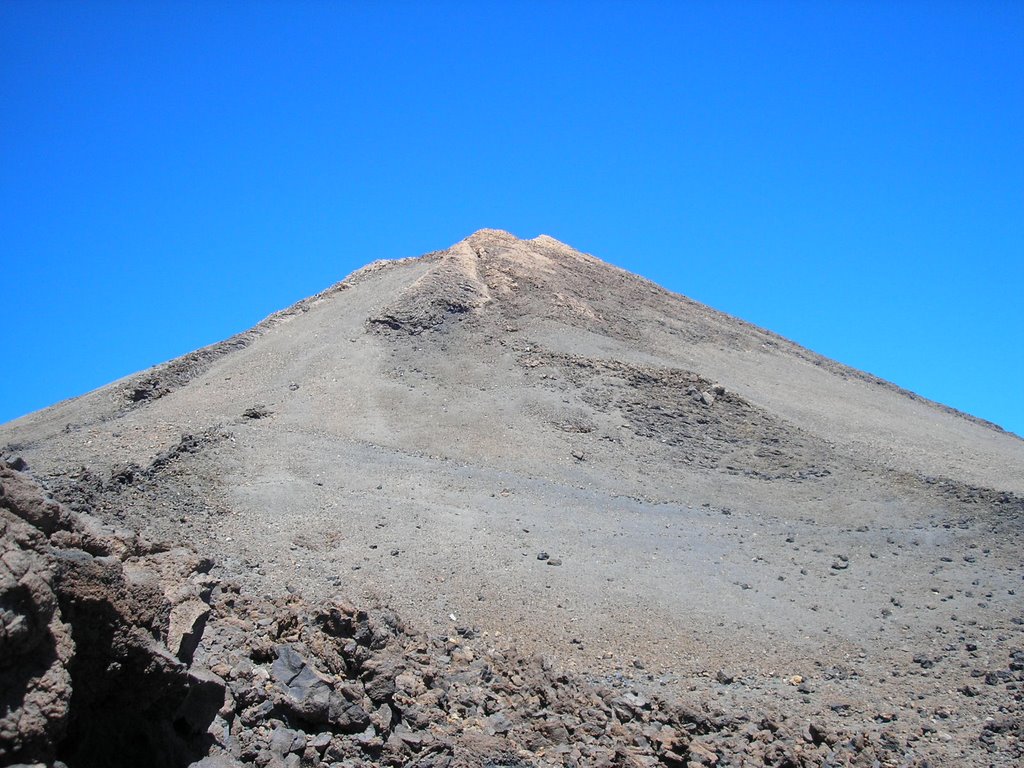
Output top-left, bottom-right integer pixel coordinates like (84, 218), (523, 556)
(2, 1), (1022, 436)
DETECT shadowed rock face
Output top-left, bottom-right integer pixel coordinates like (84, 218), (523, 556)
(1, 230), (1023, 766)
(0, 476), (73, 763)
(0, 466), (222, 768)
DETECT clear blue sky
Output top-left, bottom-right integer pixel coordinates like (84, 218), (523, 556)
(2, 1), (1022, 436)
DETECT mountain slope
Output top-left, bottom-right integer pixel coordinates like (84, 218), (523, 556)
(6, 229), (1020, 490)
(2, 229), (1023, 766)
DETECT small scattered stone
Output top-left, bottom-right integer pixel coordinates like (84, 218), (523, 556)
(241, 405), (272, 420)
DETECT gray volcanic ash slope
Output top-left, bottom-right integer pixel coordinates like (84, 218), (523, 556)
(2, 229), (1022, 767)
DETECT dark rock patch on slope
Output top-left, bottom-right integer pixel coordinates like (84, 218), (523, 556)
(520, 351), (834, 481)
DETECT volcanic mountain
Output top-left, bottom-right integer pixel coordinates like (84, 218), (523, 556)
(2, 229), (1022, 766)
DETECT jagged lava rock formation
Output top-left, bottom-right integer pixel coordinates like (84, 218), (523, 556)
(2, 229), (1022, 766)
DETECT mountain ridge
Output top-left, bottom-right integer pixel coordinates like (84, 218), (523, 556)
(7, 228), (1013, 440)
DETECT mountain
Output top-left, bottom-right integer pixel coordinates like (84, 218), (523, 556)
(2, 229), (1022, 767)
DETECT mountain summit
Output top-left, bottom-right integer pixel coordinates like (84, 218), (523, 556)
(3, 231), (1023, 765)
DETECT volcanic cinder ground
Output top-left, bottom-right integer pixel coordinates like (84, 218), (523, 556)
(3, 229), (1023, 765)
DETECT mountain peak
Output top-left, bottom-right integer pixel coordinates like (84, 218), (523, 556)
(457, 229), (575, 254)
(461, 228), (522, 245)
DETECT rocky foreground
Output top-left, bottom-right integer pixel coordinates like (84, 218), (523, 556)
(3, 457), (1022, 768)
